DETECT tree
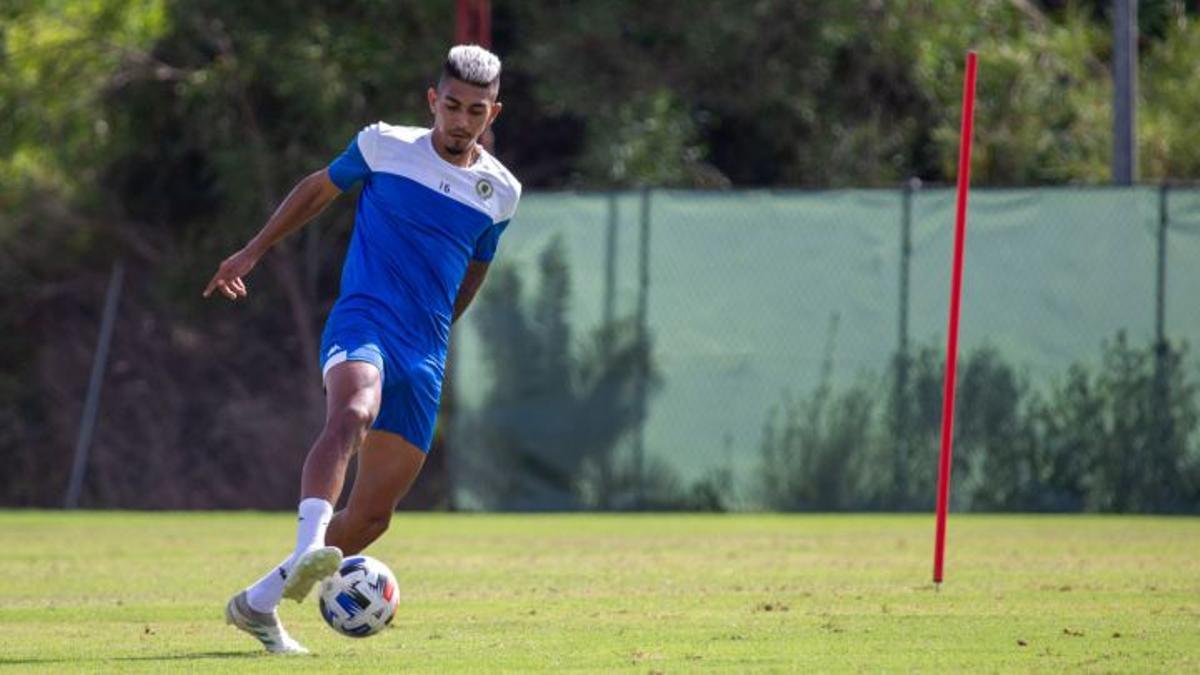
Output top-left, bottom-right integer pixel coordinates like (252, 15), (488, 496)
(466, 237), (658, 509)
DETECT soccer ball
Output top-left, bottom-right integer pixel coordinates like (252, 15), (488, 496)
(318, 555), (399, 638)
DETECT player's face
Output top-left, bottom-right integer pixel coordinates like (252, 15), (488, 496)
(428, 78), (502, 158)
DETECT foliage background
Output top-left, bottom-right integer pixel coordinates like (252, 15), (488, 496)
(2, 1), (1199, 510)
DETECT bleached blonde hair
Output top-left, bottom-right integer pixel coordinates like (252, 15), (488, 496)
(443, 44), (502, 87)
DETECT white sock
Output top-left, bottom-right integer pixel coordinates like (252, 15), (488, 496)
(245, 555), (291, 613)
(294, 497), (334, 556)
(245, 498), (335, 613)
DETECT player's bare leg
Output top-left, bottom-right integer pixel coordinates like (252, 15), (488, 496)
(280, 360), (383, 603)
(229, 360), (382, 653)
(302, 361), (385, 503)
(325, 430), (426, 556)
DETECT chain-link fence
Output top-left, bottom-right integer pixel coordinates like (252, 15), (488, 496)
(450, 185), (1200, 512)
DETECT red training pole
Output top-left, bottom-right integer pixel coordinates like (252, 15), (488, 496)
(933, 50), (978, 587)
(455, 0), (492, 48)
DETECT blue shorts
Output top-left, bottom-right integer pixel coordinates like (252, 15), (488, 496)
(319, 317), (444, 453)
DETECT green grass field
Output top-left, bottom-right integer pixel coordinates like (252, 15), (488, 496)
(1, 512), (1198, 673)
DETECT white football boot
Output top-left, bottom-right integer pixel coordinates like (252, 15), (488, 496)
(224, 590), (309, 655)
(281, 546), (343, 603)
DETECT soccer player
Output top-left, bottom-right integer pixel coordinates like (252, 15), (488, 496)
(203, 45), (520, 654)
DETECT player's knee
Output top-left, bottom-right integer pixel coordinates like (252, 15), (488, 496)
(352, 508), (391, 543)
(327, 402), (375, 440)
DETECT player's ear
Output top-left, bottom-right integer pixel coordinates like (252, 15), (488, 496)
(427, 87), (438, 115)
(487, 101), (503, 125)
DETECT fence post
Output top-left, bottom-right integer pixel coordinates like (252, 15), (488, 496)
(892, 178), (917, 507)
(1152, 183), (1173, 505)
(633, 187), (652, 508)
(597, 191), (620, 509)
(64, 259), (125, 509)
(1112, 0), (1138, 185)
(603, 191), (618, 339)
(1155, 183), (1168, 349)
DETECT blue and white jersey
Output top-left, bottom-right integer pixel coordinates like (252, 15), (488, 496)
(326, 122), (521, 356)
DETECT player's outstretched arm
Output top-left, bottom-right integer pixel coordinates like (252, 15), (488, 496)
(203, 169), (342, 301)
(452, 260), (490, 323)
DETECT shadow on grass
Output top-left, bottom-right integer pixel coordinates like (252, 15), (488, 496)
(0, 651), (272, 666)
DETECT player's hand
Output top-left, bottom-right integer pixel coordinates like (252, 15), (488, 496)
(203, 248), (259, 300)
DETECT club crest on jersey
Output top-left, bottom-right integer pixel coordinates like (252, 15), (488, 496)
(475, 178), (494, 200)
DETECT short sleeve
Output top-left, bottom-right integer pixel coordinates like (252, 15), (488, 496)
(327, 123), (382, 190)
(328, 138), (370, 190)
(472, 219), (511, 262)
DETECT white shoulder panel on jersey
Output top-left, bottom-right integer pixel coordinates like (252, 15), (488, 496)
(355, 122), (425, 170)
(364, 122), (523, 225)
